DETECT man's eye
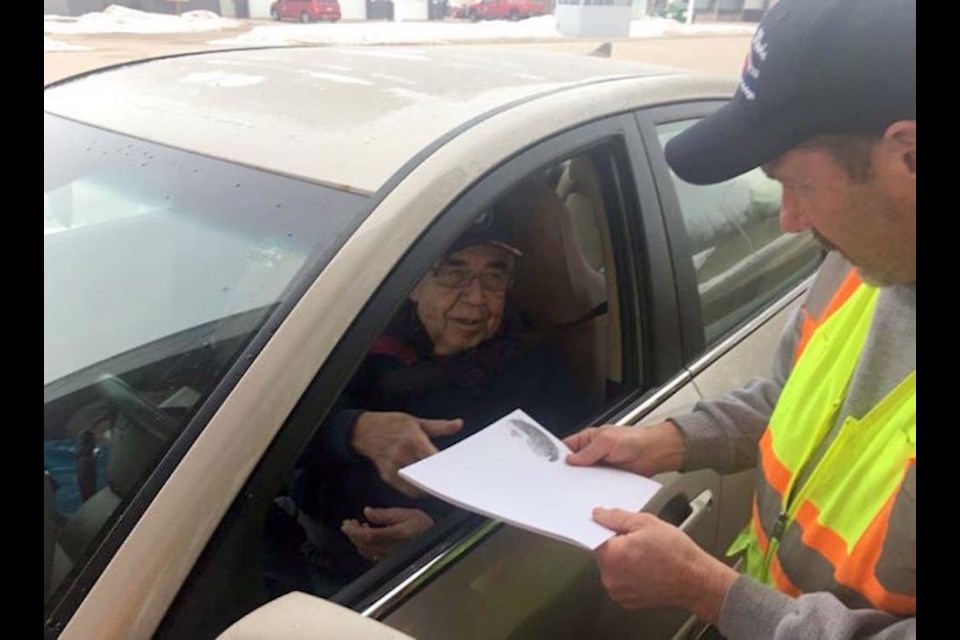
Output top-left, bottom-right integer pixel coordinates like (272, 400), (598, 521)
(436, 268), (469, 283)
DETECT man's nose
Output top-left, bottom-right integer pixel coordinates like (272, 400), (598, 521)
(459, 277), (486, 303)
(779, 194), (810, 233)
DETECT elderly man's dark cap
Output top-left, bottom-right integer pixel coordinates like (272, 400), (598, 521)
(665, 0), (916, 186)
(447, 209), (523, 257)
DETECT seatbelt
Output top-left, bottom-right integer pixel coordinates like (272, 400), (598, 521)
(554, 301), (608, 329)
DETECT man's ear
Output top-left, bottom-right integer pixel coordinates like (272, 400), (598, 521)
(885, 120), (916, 174)
(409, 281), (423, 304)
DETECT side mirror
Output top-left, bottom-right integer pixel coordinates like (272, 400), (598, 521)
(218, 592), (415, 640)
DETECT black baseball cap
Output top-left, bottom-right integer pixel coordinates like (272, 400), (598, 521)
(447, 209), (522, 258)
(664, 0), (916, 186)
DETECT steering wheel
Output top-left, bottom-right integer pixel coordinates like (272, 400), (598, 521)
(94, 374), (180, 442)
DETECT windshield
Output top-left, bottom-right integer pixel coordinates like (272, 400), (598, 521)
(44, 112), (368, 607)
(45, 113), (368, 390)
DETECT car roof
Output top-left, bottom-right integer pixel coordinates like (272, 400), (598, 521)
(44, 46), (707, 194)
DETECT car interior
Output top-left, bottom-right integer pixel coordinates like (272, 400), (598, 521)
(255, 150), (626, 604)
(501, 174), (610, 412)
(43, 308), (271, 608)
(504, 163), (618, 413)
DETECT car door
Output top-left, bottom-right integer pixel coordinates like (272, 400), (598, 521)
(373, 106), (823, 640)
(142, 111), (721, 640)
(376, 115), (723, 640)
(635, 102), (824, 564)
(284, 0), (302, 18)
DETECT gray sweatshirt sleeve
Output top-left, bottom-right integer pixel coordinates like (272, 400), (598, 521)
(669, 306), (802, 474)
(719, 576), (916, 640)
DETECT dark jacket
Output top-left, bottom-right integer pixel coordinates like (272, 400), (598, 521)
(297, 300), (588, 578)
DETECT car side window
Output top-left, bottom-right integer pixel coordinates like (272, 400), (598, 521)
(656, 119), (823, 343)
(156, 138), (646, 639)
(266, 148), (632, 599)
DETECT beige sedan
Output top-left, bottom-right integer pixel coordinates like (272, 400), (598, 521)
(43, 45), (821, 639)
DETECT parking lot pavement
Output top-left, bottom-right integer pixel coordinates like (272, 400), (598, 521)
(45, 21), (265, 85)
(44, 19), (751, 85)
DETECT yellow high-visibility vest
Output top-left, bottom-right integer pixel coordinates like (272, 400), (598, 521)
(730, 274), (916, 615)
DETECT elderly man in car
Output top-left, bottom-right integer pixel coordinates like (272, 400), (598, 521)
(289, 210), (587, 595)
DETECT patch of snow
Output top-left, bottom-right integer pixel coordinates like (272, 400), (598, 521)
(43, 6), (755, 44)
(44, 5), (240, 35)
(208, 15), (561, 47)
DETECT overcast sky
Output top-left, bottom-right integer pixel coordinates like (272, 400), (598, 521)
(45, 5), (754, 50)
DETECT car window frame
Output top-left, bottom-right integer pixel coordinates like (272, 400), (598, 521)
(350, 116), (687, 616)
(634, 101), (725, 362)
(375, 111), (728, 638)
(639, 102), (826, 368)
(154, 112), (685, 636)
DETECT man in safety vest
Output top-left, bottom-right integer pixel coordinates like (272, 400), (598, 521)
(563, 0), (915, 637)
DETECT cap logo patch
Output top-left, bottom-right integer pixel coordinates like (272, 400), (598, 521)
(472, 210), (494, 231)
(739, 26), (767, 101)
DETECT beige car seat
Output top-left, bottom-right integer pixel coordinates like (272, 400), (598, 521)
(556, 158), (606, 273)
(556, 157), (623, 389)
(499, 178), (609, 411)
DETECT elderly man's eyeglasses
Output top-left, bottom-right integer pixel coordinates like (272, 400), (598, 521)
(431, 265), (512, 292)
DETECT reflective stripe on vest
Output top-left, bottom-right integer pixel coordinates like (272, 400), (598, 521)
(794, 268), (862, 362)
(729, 280), (916, 615)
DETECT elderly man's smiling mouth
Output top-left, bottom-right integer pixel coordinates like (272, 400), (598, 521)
(448, 317), (485, 328)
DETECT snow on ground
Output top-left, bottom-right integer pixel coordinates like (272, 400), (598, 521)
(44, 5), (241, 35)
(44, 5), (755, 47)
(44, 36), (93, 51)
(210, 15), (754, 46)
(212, 15), (563, 46)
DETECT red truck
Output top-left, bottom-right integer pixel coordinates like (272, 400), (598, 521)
(459, 0), (548, 21)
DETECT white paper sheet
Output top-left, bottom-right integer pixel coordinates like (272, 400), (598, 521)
(399, 409), (662, 550)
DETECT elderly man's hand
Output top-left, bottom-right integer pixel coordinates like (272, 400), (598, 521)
(342, 507), (435, 563)
(351, 411), (463, 497)
(593, 508), (738, 624)
(563, 421), (687, 477)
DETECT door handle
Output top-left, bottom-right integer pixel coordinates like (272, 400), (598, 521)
(658, 489), (713, 531)
(678, 489), (713, 533)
